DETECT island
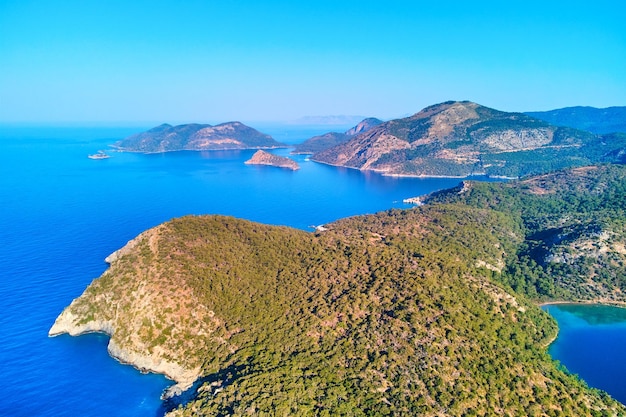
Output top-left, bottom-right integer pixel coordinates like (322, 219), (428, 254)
(244, 150), (300, 170)
(113, 121), (286, 153)
(49, 163), (626, 416)
(311, 101), (626, 178)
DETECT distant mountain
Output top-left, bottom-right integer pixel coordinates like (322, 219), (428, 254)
(526, 106), (626, 134)
(293, 115), (368, 126)
(345, 117), (384, 136)
(312, 101), (626, 178)
(114, 122), (285, 153)
(292, 117), (383, 154)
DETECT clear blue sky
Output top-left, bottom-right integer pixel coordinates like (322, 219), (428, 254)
(1, 0), (624, 124)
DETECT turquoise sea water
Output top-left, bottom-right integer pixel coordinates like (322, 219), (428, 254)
(0, 126), (469, 416)
(543, 304), (626, 404)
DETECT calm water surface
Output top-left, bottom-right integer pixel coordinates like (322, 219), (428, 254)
(543, 304), (626, 404)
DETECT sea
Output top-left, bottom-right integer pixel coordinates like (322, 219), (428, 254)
(0, 125), (623, 416)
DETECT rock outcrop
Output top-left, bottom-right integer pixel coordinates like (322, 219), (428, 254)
(244, 150), (299, 170)
(48, 225), (210, 393)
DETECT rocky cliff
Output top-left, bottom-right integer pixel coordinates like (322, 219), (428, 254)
(244, 150), (299, 170)
(312, 101), (626, 178)
(48, 225), (209, 393)
(114, 122), (285, 153)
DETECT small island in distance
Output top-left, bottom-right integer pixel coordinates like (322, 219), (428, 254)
(114, 121), (286, 153)
(245, 150), (300, 170)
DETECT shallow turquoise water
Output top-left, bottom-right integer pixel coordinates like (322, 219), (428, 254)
(543, 304), (626, 403)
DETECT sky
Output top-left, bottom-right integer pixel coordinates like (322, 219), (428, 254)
(0, 0), (625, 124)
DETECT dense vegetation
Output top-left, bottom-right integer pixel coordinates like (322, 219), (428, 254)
(55, 164), (626, 416)
(424, 164), (626, 303)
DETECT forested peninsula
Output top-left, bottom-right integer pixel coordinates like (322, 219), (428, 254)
(50, 164), (626, 416)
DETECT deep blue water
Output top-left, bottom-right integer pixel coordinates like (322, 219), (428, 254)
(0, 125), (471, 416)
(543, 304), (626, 404)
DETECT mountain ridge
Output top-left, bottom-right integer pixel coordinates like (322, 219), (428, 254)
(312, 101), (626, 178)
(526, 105), (626, 134)
(114, 121), (285, 153)
(292, 117), (383, 154)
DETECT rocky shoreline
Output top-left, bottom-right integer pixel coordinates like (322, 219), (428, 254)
(49, 305), (200, 397)
(48, 229), (205, 397)
(244, 150), (300, 170)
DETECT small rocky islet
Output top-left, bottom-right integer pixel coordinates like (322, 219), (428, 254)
(244, 150), (300, 170)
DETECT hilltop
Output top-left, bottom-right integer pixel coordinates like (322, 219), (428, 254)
(526, 106), (626, 135)
(312, 101), (626, 178)
(50, 164), (626, 415)
(114, 122), (285, 153)
(292, 117), (383, 154)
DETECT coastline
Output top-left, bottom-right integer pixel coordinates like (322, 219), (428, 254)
(111, 145), (290, 155)
(540, 300), (626, 349)
(48, 306), (199, 397)
(309, 158), (519, 180)
(539, 300), (626, 308)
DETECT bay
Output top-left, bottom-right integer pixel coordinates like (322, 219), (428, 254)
(0, 125), (471, 416)
(543, 304), (626, 404)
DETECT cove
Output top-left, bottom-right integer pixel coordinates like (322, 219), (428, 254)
(543, 304), (626, 404)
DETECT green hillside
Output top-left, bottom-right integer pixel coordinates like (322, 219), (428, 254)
(50, 165), (626, 416)
(424, 164), (626, 303)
